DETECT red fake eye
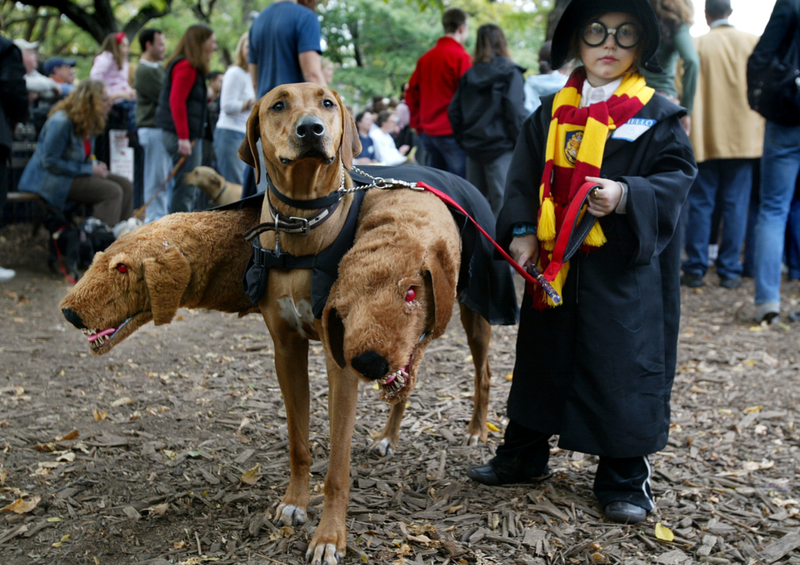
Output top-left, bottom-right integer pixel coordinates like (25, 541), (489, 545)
(404, 288), (416, 302)
(116, 264), (128, 273)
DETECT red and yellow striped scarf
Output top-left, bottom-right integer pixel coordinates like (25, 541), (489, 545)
(533, 68), (654, 308)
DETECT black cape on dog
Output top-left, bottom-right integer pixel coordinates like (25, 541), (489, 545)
(218, 165), (519, 326)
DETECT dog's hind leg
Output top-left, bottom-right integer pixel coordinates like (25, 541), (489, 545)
(459, 302), (493, 446)
(267, 321), (312, 527)
(307, 357), (359, 565)
(370, 401), (406, 457)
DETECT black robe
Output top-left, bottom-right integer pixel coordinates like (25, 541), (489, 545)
(496, 93), (697, 458)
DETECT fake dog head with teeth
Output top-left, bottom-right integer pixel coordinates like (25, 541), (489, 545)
(59, 210), (259, 354)
(322, 188), (461, 404)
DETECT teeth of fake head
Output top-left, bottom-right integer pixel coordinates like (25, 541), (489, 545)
(82, 329), (97, 336)
(381, 369), (409, 393)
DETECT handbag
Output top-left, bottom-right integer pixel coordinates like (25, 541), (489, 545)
(748, 4), (800, 125)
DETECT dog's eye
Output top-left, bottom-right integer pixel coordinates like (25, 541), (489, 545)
(116, 264), (128, 274)
(322, 99), (335, 109)
(271, 101), (285, 112)
(404, 288), (416, 303)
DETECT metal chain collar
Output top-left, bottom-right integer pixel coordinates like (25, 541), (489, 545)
(340, 165), (424, 194)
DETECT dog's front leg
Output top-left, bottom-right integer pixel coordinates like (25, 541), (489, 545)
(459, 303), (493, 445)
(267, 318), (312, 526)
(306, 358), (358, 565)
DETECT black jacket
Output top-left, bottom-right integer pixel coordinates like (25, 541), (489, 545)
(749, 0), (800, 70)
(155, 57), (208, 140)
(497, 92), (697, 458)
(449, 56), (526, 162)
(0, 37), (30, 154)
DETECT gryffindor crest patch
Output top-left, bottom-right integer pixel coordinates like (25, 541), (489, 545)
(564, 131), (583, 166)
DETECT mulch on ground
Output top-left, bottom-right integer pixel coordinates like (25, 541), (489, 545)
(0, 223), (799, 565)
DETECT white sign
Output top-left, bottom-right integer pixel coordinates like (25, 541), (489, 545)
(109, 129), (134, 182)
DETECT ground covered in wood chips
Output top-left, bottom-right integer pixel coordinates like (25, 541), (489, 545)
(1, 223), (799, 565)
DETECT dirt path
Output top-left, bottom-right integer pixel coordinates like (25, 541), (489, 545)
(1, 224), (799, 565)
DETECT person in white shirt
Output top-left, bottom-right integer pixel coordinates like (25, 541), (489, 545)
(369, 110), (409, 166)
(214, 33), (256, 184)
(14, 39), (61, 103)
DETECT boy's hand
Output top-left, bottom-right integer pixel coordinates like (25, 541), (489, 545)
(510, 234), (539, 270)
(585, 176), (622, 217)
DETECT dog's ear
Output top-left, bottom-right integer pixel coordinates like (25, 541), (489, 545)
(239, 102), (261, 184)
(143, 246), (192, 326)
(335, 91), (361, 170)
(424, 241), (457, 338)
(324, 306), (347, 368)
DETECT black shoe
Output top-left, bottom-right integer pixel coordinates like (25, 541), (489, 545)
(604, 501), (647, 524)
(680, 273), (704, 288)
(719, 276), (742, 289)
(467, 463), (549, 486)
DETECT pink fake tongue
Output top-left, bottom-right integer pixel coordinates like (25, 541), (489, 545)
(383, 373), (397, 386)
(87, 328), (115, 342)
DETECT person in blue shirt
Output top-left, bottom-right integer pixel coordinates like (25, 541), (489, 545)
(354, 111), (378, 164)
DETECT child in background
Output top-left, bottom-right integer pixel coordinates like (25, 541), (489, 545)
(90, 32), (137, 132)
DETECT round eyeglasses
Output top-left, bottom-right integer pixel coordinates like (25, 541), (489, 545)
(581, 21), (642, 49)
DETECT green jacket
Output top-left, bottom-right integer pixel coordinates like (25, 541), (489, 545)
(133, 61), (165, 128)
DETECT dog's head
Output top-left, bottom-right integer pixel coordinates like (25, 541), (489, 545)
(59, 218), (194, 355)
(184, 166), (224, 197)
(321, 218), (458, 404)
(238, 83), (360, 195)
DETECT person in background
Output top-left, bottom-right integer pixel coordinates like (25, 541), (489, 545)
(321, 57), (335, 85)
(472, 0), (696, 525)
(354, 111), (378, 164)
(641, 0), (698, 135)
(215, 33), (256, 185)
(0, 29), (30, 283)
(44, 57), (76, 97)
(370, 110), (409, 166)
(18, 80), (134, 228)
(524, 41), (571, 115)
(749, 0), (800, 323)
(202, 70), (223, 176)
(90, 32), (137, 132)
(155, 24), (217, 213)
(134, 28), (172, 223)
(450, 23), (526, 216)
(681, 0), (763, 290)
(406, 7), (472, 178)
(15, 39), (61, 103)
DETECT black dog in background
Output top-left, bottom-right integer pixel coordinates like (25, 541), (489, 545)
(45, 210), (114, 282)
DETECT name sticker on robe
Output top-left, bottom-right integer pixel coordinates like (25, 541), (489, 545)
(612, 118), (657, 142)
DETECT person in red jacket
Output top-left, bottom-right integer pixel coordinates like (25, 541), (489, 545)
(406, 7), (471, 178)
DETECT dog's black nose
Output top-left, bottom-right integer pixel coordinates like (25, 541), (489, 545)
(295, 116), (326, 139)
(351, 350), (389, 381)
(61, 308), (87, 329)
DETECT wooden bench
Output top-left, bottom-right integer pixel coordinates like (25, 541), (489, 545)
(5, 191), (49, 235)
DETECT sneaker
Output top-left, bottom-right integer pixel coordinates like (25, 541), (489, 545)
(680, 273), (704, 288)
(604, 501), (647, 524)
(0, 266), (15, 283)
(756, 303), (780, 324)
(719, 276), (742, 289)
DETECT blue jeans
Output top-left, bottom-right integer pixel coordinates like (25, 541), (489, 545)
(162, 130), (203, 214)
(683, 159), (754, 279)
(213, 128), (247, 185)
(138, 127), (173, 224)
(420, 133), (466, 179)
(754, 121), (800, 306)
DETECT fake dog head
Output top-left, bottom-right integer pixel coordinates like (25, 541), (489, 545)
(237, 83), (360, 195)
(60, 210), (259, 355)
(321, 190), (460, 404)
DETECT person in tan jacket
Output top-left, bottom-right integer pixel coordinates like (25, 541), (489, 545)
(681, 0), (764, 290)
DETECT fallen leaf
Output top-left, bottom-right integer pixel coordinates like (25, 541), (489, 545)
(111, 397), (133, 407)
(56, 430), (79, 442)
(240, 463), (261, 485)
(163, 449), (177, 460)
(744, 405), (763, 413)
(173, 540), (188, 549)
(148, 503), (169, 515)
(1, 496), (41, 514)
(93, 408), (108, 421)
(504, 372), (513, 381)
(655, 522), (674, 542)
(486, 422), (499, 432)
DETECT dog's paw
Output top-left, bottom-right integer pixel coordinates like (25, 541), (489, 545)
(306, 542), (343, 565)
(465, 433), (481, 447)
(275, 503), (307, 526)
(370, 438), (394, 458)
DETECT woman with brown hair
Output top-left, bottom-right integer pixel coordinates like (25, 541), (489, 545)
(90, 32), (137, 132)
(449, 24), (526, 216)
(155, 23), (218, 213)
(18, 79), (134, 228)
(214, 32), (256, 184)
(641, 0), (699, 134)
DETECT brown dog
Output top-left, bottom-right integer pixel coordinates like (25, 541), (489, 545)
(59, 209), (260, 351)
(184, 166), (244, 207)
(237, 83), (498, 564)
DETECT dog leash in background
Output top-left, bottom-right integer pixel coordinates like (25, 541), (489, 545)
(133, 140), (195, 220)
